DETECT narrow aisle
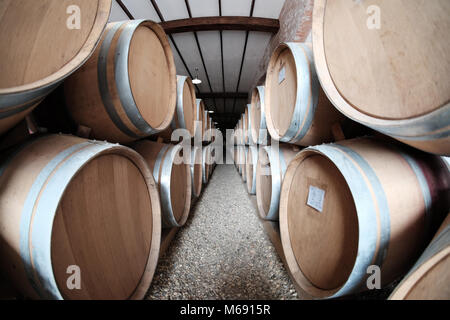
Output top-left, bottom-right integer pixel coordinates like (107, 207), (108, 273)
(146, 165), (297, 300)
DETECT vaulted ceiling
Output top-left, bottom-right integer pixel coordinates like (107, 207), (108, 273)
(108, 0), (286, 129)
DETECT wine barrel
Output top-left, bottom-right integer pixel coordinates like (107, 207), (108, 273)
(243, 106), (250, 145)
(190, 146), (203, 198)
(240, 145), (249, 182)
(390, 213), (450, 300)
(203, 110), (212, 143)
(246, 104), (256, 145)
(0, 134), (161, 299)
(246, 145), (258, 195)
(265, 42), (345, 146)
(132, 140), (191, 228)
(236, 118), (244, 146)
(0, 0), (111, 135)
(250, 86), (268, 145)
(256, 143), (298, 220)
(312, 0), (450, 155)
(202, 145), (212, 184)
(279, 137), (450, 299)
(65, 19), (176, 144)
(195, 99), (205, 141)
(159, 76), (196, 140)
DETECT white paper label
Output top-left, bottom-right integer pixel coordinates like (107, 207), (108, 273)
(278, 66), (286, 84)
(307, 185), (325, 212)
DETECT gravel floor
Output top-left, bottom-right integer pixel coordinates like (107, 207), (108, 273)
(146, 164), (298, 300)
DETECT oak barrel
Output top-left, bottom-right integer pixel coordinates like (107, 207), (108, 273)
(65, 19), (176, 144)
(243, 105), (250, 145)
(132, 140), (191, 228)
(240, 145), (249, 182)
(190, 146), (203, 198)
(265, 42), (345, 146)
(390, 212), (450, 300)
(202, 145), (213, 184)
(279, 137), (450, 299)
(203, 110), (212, 143)
(0, 0), (111, 135)
(246, 145), (258, 195)
(159, 75), (196, 140)
(250, 86), (268, 145)
(0, 134), (161, 299)
(195, 99), (205, 141)
(255, 143), (298, 220)
(312, 0), (450, 155)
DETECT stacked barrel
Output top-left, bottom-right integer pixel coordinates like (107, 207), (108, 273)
(0, 1), (215, 300)
(236, 0), (450, 300)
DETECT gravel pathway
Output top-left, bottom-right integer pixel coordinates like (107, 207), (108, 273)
(146, 164), (298, 300)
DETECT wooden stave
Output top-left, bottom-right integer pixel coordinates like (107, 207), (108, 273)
(279, 138), (450, 299)
(312, 0), (450, 156)
(265, 42), (345, 146)
(250, 86), (268, 145)
(246, 145), (258, 195)
(190, 146), (203, 198)
(255, 144), (298, 221)
(0, 134), (161, 300)
(64, 19), (176, 144)
(132, 140), (191, 228)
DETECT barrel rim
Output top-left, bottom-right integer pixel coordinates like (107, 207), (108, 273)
(279, 143), (400, 299)
(250, 86), (267, 145)
(190, 146), (203, 198)
(159, 143), (192, 228)
(265, 42), (318, 144)
(55, 142), (161, 300)
(246, 145), (258, 194)
(122, 19), (177, 133)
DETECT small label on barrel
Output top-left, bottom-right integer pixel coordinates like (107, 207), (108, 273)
(278, 66), (286, 84)
(307, 185), (325, 212)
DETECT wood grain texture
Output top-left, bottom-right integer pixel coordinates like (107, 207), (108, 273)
(0, 0), (111, 135)
(132, 140), (191, 228)
(279, 137), (450, 299)
(390, 214), (450, 300)
(265, 42), (345, 146)
(313, 0), (450, 155)
(0, 134), (161, 300)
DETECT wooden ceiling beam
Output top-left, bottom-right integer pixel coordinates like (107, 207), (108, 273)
(197, 92), (248, 99)
(161, 16), (279, 34)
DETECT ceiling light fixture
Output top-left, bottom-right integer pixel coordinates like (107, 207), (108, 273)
(208, 110), (214, 113)
(192, 67), (202, 85)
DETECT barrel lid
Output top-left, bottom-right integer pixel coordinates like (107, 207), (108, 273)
(285, 153), (358, 291)
(51, 152), (154, 299)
